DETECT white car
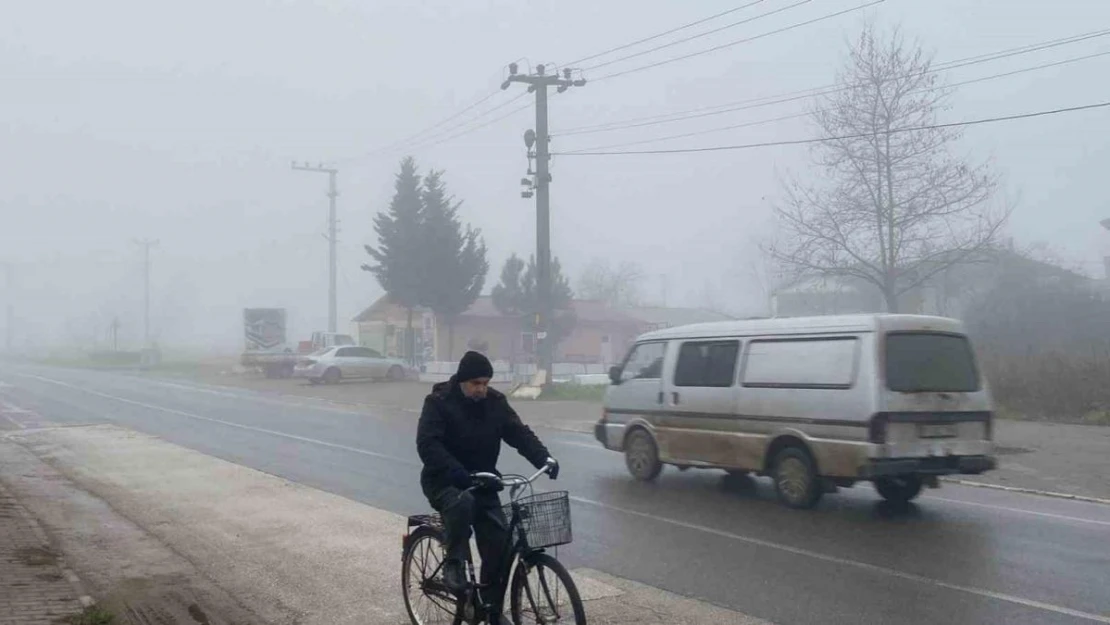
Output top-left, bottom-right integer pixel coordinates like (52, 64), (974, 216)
(293, 346), (410, 385)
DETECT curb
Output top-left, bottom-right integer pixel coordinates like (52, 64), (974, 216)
(940, 477), (1110, 506)
(1, 481), (97, 608)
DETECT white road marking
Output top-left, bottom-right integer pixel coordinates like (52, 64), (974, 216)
(121, 377), (373, 416)
(0, 399), (33, 414)
(0, 397), (33, 429)
(2, 413), (26, 429)
(14, 371), (1110, 622)
(927, 495), (1110, 528)
(551, 439), (608, 452)
(941, 477), (1110, 506)
(569, 495), (1110, 623)
(15, 373), (420, 467)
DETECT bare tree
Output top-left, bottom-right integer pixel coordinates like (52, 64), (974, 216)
(767, 24), (1007, 313)
(578, 259), (645, 307)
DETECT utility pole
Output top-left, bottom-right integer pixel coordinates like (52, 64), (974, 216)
(134, 239), (159, 348)
(3, 262), (12, 353)
(110, 316), (121, 352)
(503, 63), (585, 383)
(293, 162), (340, 333)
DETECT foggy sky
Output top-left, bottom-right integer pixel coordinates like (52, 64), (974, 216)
(3, 0), (1108, 353)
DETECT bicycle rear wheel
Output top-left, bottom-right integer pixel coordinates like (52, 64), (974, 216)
(402, 525), (464, 625)
(509, 553), (586, 624)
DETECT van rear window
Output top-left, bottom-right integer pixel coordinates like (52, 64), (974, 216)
(884, 332), (979, 393)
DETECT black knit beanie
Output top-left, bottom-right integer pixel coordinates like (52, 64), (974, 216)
(456, 350), (494, 383)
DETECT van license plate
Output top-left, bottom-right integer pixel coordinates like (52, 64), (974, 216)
(918, 423), (958, 438)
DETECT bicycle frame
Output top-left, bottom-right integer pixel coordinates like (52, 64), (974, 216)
(405, 461), (557, 624)
(460, 466), (554, 622)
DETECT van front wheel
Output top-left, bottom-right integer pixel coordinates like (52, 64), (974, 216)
(772, 447), (823, 509)
(624, 429), (663, 482)
(874, 476), (923, 504)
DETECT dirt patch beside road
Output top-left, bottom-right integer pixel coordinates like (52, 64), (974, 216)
(1, 435), (267, 625)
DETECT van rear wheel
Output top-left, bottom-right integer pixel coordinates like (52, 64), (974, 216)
(772, 447), (823, 509)
(875, 476), (923, 504)
(624, 429), (663, 482)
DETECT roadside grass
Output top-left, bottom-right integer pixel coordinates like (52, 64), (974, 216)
(28, 354), (220, 378)
(539, 384), (607, 402)
(1081, 410), (1110, 425)
(993, 403), (1110, 427)
(65, 606), (114, 625)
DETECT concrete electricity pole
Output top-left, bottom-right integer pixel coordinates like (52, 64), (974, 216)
(293, 162), (340, 333)
(134, 239), (159, 348)
(1100, 218), (1110, 279)
(3, 262), (12, 353)
(503, 63), (585, 383)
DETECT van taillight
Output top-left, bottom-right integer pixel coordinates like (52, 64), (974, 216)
(868, 413), (888, 444)
(601, 409), (609, 424)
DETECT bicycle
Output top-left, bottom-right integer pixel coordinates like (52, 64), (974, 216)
(401, 460), (587, 625)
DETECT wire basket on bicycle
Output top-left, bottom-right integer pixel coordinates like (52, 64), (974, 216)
(510, 490), (572, 549)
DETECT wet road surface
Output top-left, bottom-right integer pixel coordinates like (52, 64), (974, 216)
(2, 364), (1108, 625)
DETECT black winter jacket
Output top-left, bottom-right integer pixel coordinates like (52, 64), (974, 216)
(417, 377), (551, 496)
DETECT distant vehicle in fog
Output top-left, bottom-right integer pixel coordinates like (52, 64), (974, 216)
(595, 314), (996, 509)
(239, 307), (356, 378)
(294, 345), (411, 385)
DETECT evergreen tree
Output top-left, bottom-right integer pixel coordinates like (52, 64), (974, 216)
(493, 254), (575, 360)
(419, 170), (488, 360)
(362, 157), (424, 363)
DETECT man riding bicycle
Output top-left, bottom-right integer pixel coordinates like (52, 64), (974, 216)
(416, 351), (560, 608)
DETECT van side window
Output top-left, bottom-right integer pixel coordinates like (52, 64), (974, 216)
(674, 340), (740, 387)
(742, 337), (859, 389)
(620, 342), (667, 382)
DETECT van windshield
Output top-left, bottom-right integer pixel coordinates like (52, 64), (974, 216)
(884, 332), (979, 393)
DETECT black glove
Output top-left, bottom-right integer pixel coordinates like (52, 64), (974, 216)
(545, 457), (560, 480)
(449, 467), (472, 490)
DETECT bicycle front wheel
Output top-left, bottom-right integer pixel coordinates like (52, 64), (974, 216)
(509, 553), (586, 625)
(402, 525), (464, 625)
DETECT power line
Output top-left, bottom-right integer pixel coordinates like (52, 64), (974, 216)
(552, 100), (1110, 156)
(562, 48), (1110, 152)
(559, 27), (1110, 136)
(561, 88), (827, 136)
(933, 28), (1110, 72)
(945, 49), (1110, 91)
(403, 97), (533, 153)
(356, 90), (502, 158)
(591, 0), (885, 83)
(563, 0), (771, 67)
(581, 0), (814, 72)
(339, 92), (530, 163)
(339, 62), (532, 161)
(403, 92), (530, 148)
(562, 111), (812, 153)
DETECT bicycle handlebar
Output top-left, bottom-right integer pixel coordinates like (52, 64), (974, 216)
(469, 458), (557, 492)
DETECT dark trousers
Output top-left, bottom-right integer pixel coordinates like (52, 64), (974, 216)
(430, 486), (509, 589)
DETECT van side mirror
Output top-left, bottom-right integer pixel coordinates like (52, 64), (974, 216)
(609, 365), (622, 385)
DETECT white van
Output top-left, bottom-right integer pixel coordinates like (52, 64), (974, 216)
(593, 314), (995, 509)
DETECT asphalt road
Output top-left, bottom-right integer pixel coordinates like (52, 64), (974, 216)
(2, 364), (1109, 625)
